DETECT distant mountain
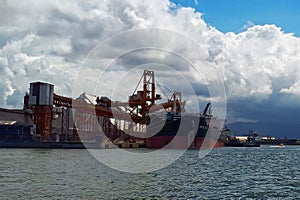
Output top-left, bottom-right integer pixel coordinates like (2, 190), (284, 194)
(227, 121), (300, 139)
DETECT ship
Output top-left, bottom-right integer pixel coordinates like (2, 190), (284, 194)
(224, 130), (261, 147)
(127, 71), (225, 149)
(0, 70), (225, 149)
(145, 104), (226, 149)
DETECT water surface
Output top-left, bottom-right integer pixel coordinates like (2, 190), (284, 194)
(0, 146), (299, 199)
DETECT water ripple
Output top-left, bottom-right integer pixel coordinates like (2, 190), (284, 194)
(0, 146), (299, 199)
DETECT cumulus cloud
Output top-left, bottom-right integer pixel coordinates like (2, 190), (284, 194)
(0, 32), (74, 108)
(280, 82), (300, 95)
(1, 0), (300, 127)
(217, 25), (300, 100)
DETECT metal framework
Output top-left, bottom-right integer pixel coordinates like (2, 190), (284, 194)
(27, 70), (184, 144)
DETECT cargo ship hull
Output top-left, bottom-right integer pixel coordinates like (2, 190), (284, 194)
(146, 136), (224, 149)
(145, 113), (225, 149)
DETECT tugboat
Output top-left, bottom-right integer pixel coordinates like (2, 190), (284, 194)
(244, 131), (260, 147)
(224, 136), (244, 147)
(224, 130), (260, 147)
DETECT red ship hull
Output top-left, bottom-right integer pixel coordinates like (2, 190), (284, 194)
(146, 136), (224, 149)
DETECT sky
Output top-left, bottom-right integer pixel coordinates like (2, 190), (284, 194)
(170, 0), (300, 137)
(0, 0), (300, 138)
(173, 0), (300, 36)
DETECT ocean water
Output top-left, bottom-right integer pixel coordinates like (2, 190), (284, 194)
(0, 146), (299, 199)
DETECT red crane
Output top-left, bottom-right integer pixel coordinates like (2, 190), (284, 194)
(25, 70), (185, 145)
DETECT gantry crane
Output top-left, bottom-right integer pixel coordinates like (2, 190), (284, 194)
(24, 70), (185, 144)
